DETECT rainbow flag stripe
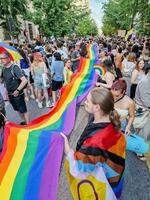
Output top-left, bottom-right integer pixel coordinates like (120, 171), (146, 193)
(0, 56), (97, 200)
(86, 44), (99, 60)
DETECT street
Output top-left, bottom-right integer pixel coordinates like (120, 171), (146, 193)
(5, 100), (150, 200)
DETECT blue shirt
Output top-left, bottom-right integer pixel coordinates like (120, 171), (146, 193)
(51, 61), (64, 81)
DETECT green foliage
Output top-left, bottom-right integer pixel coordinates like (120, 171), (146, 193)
(76, 16), (98, 36)
(31, 0), (98, 37)
(0, 0), (99, 38)
(0, 0), (28, 38)
(102, 0), (150, 36)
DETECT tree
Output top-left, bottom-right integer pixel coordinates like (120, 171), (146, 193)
(0, 0), (28, 39)
(30, 0), (98, 37)
(30, 0), (75, 37)
(76, 16), (98, 36)
(102, 0), (150, 36)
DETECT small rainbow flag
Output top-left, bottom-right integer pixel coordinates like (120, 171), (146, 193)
(93, 63), (106, 77)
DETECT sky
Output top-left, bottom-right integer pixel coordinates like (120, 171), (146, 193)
(90, 0), (106, 31)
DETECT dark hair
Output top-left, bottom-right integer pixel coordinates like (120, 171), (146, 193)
(111, 79), (127, 93)
(103, 58), (113, 68)
(118, 47), (122, 53)
(54, 52), (61, 61)
(64, 58), (71, 64)
(90, 88), (121, 130)
(57, 41), (63, 48)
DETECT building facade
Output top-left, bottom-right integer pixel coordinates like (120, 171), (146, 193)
(0, 2), (39, 43)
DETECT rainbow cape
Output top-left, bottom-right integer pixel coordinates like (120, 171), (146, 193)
(0, 56), (97, 200)
(66, 124), (126, 200)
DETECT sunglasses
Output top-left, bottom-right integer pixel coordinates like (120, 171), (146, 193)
(0, 57), (8, 60)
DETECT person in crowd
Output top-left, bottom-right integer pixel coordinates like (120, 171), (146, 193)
(63, 59), (73, 85)
(114, 47), (123, 70)
(141, 49), (150, 65)
(130, 59), (145, 99)
(70, 42), (80, 73)
(51, 52), (64, 105)
(61, 87), (126, 199)
(0, 52), (29, 125)
(31, 52), (51, 108)
(0, 92), (6, 151)
(134, 63), (150, 140)
(17, 45), (31, 101)
(111, 79), (135, 134)
(122, 52), (136, 96)
(56, 41), (68, 60)
(96, 58), (115, 89)
(99, 49), (107, 63)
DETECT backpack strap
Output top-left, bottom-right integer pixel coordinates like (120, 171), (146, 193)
(10, 64), (16, 79)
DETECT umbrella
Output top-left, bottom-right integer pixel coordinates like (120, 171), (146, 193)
(0, 42), (22, 61)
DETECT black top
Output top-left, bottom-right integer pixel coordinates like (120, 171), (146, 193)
(2, 65), (23, 94)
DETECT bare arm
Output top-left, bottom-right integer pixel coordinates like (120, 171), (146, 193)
(125, 100), (135, 134)
(131, 70), (138, 84)
(96, 73), (114, 89)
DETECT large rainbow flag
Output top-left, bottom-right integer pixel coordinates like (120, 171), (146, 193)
(0, 47), (97, 199)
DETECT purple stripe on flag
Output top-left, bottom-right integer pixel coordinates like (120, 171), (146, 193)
(62, 100), (76, 135)
(39, 133), (64, 200)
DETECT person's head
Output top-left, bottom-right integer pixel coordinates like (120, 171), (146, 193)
(103, 58), (113, 73)
(75, 42), (80, 50)
(54, 52), (61, 61)
(111, 79), (127, 101)
(99, 50), (106, 58)
(57, 41), (63, 49)
(64, 59), (72, 68)
(127, 52), (136, 62)
(118, 47), (122, 54)
(33, 52), (43, 62)
(0, 52), (11, 66)
(135, 59), (144, 71)
(69, 44), (75, 52)
(142, 49), (149, 59)
(85, 87), (121, 130)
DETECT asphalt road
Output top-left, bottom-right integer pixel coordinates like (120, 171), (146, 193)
(5, 100), (150, 200)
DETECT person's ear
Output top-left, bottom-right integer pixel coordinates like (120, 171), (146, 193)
(94, 104), (100, 112)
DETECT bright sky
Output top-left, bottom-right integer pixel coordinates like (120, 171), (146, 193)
(90, 0), (106, 31)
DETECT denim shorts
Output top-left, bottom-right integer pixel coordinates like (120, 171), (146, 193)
(34, 76), (45, 89)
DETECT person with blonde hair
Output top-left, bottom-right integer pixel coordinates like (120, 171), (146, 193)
(31, 52), (51, 108)
(122, 52), (136, 96)
(61, 87), (126, 199)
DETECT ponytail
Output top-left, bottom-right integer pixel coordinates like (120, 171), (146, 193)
(109, 110), (121, 131)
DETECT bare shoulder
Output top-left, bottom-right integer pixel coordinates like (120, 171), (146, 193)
(124, 95), (135, 106)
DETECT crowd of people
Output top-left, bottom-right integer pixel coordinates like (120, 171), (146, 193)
(0, 35), (150, 198)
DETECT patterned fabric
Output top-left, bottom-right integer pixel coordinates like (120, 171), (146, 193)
(66, 123), (126, 199)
